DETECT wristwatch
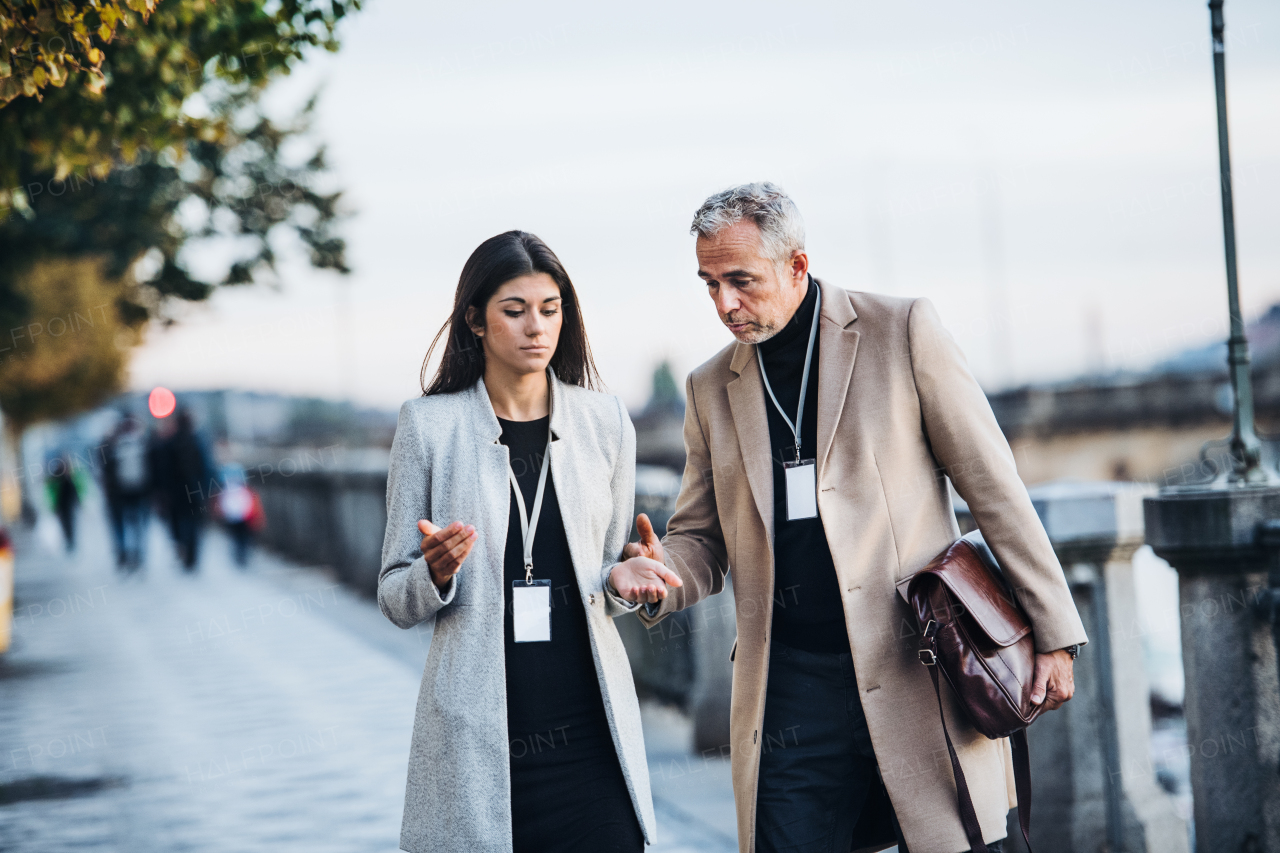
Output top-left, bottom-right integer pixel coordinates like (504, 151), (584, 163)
(1064, 644), (1080, 660)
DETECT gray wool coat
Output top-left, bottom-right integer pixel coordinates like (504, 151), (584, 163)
(378, 371), (657, 853)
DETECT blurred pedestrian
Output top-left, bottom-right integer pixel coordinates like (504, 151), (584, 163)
(157, 409), (213, 571)
(215, 464), (264, 567)
(379, 231), (657, 853)
(102, 413), (151, 571)
(48, 455), (79, 553)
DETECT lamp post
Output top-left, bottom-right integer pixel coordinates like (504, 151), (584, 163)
(1143, 5), (1280, 851)
(1209, 0), (1270, 484)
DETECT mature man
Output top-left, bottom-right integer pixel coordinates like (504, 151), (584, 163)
(609, 183), (1087, 853)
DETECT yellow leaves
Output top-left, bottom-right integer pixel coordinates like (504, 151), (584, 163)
(125, 0), (160, 15)
(99, 5), (122, 29)
(0, 0), (154, 105)
(0, 77), (22, 107)
(3, 0), (362, 186)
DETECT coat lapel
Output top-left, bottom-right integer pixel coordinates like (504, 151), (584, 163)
(544, 372), (595, 592)
(726, 343), (775, 549)
(814, 277), (859, 478)
(725, 279), (860, 538)
(546, 367), (567, 446)
(465, 377), (505, 445)
(460, 378), (513, 602)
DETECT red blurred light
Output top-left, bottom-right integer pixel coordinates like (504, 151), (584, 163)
(149, 386), (176, 418)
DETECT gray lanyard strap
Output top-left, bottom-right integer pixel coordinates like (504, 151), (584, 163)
(757, 284), (822, 462)
(508, 436), (552, 584)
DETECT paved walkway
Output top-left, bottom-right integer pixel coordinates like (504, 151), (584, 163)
(0, 504), (737, 852)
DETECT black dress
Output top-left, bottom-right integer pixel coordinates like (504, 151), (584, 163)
(498, 416), (644, 853)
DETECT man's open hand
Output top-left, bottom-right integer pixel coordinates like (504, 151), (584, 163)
(419, 519), (477, 590)
(1030, 649), (1075, 711)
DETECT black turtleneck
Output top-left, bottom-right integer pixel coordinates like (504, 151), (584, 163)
(757, 277), (848, 654)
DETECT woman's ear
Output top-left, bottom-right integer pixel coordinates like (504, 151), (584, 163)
(465, 305), (484, 337)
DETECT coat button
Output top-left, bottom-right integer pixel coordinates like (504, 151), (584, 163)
(589, 594), (596, 605)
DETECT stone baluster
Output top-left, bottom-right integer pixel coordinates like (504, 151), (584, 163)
(1144, 485), (1280, 853)
(995, 481), (1189, 853)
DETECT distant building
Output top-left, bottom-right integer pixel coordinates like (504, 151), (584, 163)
(631, 307), (1280, 492)
(989, 305), (1280, 487)
(110, 389), (398, 449)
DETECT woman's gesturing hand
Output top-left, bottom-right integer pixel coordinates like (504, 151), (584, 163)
(613, 513), (679, 604)
(419, 520), (477, 590)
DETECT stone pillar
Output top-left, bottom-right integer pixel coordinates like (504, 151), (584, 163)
(1000, 481), (1189, 853)
(1144, 485), (1280, 853)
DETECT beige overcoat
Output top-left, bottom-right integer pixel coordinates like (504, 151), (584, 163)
(640, 279), (1087, 853)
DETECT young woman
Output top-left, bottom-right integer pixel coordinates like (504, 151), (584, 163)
(378, 231), (676, 853)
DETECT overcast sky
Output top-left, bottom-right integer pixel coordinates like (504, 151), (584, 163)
(127, 0), (1280, 412)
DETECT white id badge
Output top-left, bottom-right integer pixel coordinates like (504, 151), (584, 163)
(512, 579), (552, 643)
(783, 459), (818, 521)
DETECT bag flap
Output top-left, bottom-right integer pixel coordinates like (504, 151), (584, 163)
(906, 538), (1031, 648)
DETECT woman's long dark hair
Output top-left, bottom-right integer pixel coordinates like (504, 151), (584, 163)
(421, 231), (601, 396)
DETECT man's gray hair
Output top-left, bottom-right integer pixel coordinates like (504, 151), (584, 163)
(690, 182), (806, 266)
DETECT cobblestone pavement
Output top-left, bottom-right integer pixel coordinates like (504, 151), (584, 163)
(0, 507), (738, 852)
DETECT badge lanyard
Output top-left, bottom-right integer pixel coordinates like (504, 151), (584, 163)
(509, 435), (553, 642)
(757, 285), (821, 521)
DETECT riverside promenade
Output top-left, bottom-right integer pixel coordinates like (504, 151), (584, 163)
(0, 505), (739, 852)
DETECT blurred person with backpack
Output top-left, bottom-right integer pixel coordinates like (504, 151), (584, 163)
(215, 464), (264, 567)
(103, 413), (151, 572)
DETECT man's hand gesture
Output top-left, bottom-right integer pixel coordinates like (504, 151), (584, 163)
(610, 513), (682, 605)
(622, 513), (665, 563)
(419, 520), (477, 590)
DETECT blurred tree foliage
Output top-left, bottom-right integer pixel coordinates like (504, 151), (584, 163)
(648, 361), (681, 412)
(0, 0), (358, 430)
(1, 0), (359, 183)
(0, 87), (349, 428)
(0, 256), (137, 429)
(0, 0), (159, 107)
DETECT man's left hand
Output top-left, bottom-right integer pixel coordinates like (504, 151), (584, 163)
(1030, 649), (1075, 710)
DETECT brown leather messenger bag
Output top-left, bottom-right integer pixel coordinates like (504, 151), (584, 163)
(896, 531), (1042, 853)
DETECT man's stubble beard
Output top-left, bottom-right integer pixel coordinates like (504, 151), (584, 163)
(727, 318), (780, 345)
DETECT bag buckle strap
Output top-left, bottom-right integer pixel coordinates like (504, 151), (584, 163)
(918, 619), (938, 666)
